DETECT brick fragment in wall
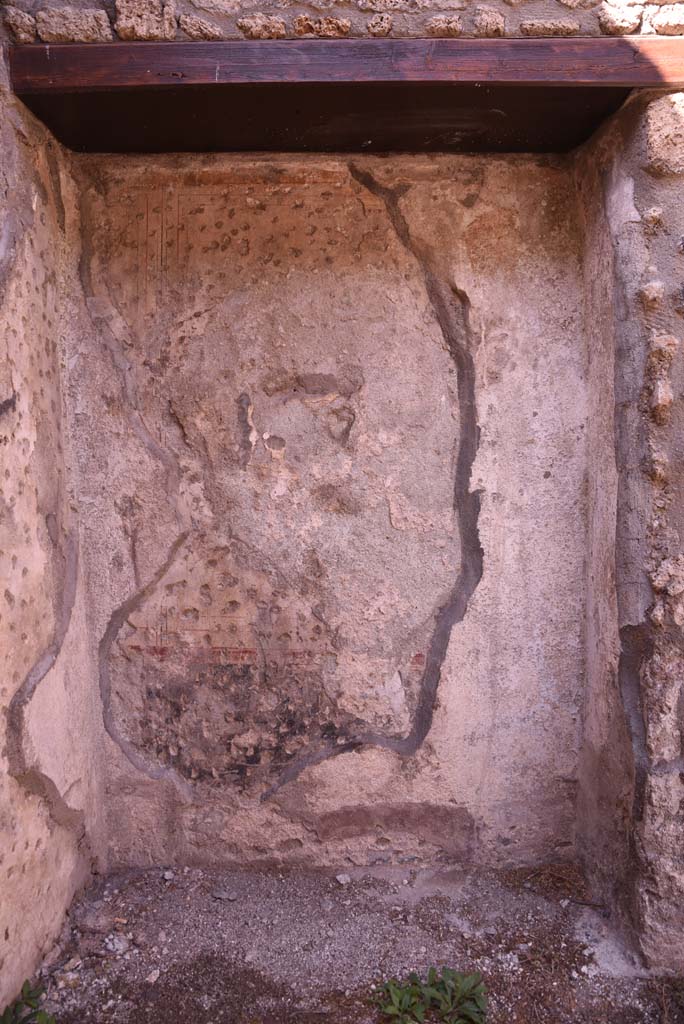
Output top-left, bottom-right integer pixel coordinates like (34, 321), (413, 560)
(639, 279), (666, 306)
(651, 3), (684, 32)
(238, 13), (286, 36)
(472, 5), (504, 35)
(36, 6), (113, 41)
(426, 14), (462, 34)
(643, 642), (684, 760)
(645, 333), (679, 425)
(367, 12), (392, 32)
(3, 6), (36, 41)
(520, 17), (580, 33)
(179, 13), (223, 37)
(598, 0), (643, 31)
(643, 94), (684, 175)
(651, 554), (684, 600)
(294, 14), (351, 34)
(115, 0), (177, 39)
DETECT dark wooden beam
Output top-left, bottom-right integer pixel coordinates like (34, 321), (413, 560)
(10, 38), (684, 92)
(9, 39), (684, 153)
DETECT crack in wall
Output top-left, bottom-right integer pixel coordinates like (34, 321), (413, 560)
(6, 527), (90, 848)
(78, 193), (197, 795)
(261, 165), (484, 801)
(98, 531), (193, 797)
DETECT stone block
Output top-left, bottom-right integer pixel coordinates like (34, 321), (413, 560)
(36, 6), (112, 42)
(115, 0), (177, 40)
(3, 5), (36, 42)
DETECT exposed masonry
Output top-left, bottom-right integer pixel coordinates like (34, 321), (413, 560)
(4, 0), (684, 43)
(259, 164), (484, 799)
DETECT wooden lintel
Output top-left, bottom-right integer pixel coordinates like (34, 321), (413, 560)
(8, 38), (684, 153)
(10, 38), (684, 92)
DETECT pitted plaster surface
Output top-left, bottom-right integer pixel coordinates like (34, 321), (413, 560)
(0, 82), (103, 1007)
(67, 153), (589, 871)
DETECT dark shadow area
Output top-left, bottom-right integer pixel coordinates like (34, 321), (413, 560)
(8, 38), (683, 153)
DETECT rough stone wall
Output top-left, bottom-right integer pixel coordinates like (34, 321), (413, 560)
(3, 0), (684, 44)
(0, 73), (103, 1006)
(67, 152), (590, 872)
(573, 92), (684, 970)
(576, 91), (684, 974)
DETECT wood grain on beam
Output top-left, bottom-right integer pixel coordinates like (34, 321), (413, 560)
(10, 38), (684, 93)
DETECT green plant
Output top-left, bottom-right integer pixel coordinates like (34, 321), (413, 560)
(377, 967), (487, 1024)
(378, 975), (428, 1024)
(0, 982), (55, 1024)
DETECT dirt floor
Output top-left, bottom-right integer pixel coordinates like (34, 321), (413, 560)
(37, 864), (684, 1024)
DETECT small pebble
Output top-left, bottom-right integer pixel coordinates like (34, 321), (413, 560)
(212, 889), (238, 901)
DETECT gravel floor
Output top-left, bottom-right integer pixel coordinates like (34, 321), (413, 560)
(37, 863), (684, 1023)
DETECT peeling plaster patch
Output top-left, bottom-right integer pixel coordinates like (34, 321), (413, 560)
(107, 537), (368, 787)
(258, 165), (485, 799)
(0, 390), (17, 417)
(237, 392), (257, 468)
(605, 165), (641, 236)
(6, 528), (83, 832)
(78, 167), (465, 805)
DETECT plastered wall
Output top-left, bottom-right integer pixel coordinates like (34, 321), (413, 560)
(70, 153), (589, 871)
(0, 77), (104, 1006)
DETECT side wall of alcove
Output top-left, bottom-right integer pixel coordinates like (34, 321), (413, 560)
(576, 90), (684, 974)
(0, 71), (105, 1007)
